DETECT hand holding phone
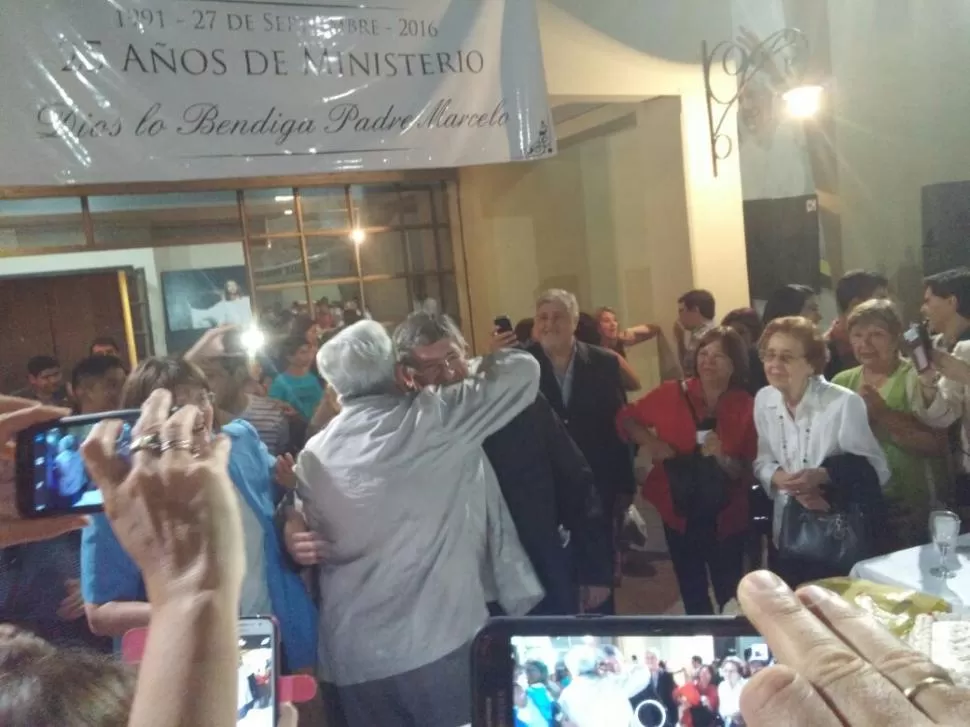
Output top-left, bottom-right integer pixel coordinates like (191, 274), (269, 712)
(15, 409), (142, 518)
(491, 315), (520, 353)
(903, 321), (933, 373)
(494, 315), (514, 334)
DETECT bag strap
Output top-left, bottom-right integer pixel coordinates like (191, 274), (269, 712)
(679, 380), (702, 429)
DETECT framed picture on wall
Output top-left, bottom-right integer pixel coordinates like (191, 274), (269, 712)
(160, 266), (252, 354)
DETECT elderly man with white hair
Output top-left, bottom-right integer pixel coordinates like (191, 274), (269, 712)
(558, 645), (635, 727)
(293, 320), (542, 727)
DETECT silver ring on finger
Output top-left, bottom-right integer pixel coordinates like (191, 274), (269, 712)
(903, 675), (953, 702)
(160, 439), (194, 454)
(129, 433), (162, 456)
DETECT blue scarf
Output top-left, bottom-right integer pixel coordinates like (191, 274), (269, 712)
(223, 420), (318, 672)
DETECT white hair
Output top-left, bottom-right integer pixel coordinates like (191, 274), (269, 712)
(536, 289), (580, 322)
(316, 320), (396, 400)
(563, 645), (601, 678)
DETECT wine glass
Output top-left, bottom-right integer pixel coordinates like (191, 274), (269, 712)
(929, 510), (961, 579)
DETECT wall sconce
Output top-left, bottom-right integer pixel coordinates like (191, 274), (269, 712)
(702, 27), (820, 177)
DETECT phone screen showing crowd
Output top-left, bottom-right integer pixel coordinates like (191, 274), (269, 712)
(511, 633), (766, 727)
(29, 421), (132, 513)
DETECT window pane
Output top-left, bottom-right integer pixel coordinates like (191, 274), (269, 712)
(300, 187), (350, 231)
(0, 197), (85, 251)
(244, 188), (297, 236)
(431, 183), (450, 224)
(352, 185), (401, 227)
(409, 274), (441, 313)
(311, 283), (363, 329)
(405, 228), (454, 273)
(409, 274), (460, 324)
(252, 286), (309, 318)
(358, 231), (406, 277)
(362, 279), (411, 325)
(249, 238), (305, 286)
(398, 187), (434, 225)
(440, 273), (460, 324)
(306, 235), (357, 280)
(88, 191), (241, 246)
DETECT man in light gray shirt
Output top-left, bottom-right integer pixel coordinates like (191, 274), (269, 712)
(295, 319), (541, 727)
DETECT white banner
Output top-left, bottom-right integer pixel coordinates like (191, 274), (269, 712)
(0, 0), (555, 186)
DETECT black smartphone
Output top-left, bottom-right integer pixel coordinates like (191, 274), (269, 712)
(15, 410), (141, 518)
(494, 316), (514, 334)
(904, 321), (934, 373)
(472, 615), (761, 727)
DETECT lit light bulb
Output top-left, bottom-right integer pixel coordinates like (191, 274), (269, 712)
(783, 84), (824, 119)
(240, 326), (265, 355)
(350, 228), (366, 244)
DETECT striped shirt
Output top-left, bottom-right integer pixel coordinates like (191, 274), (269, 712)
(241, 395), (289, 456)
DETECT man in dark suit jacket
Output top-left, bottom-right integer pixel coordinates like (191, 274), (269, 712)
(629, 650), (678, 727)
(529, 289), (637, 614)
(483, 392), (613, 614)
(391, 311), (614, 615)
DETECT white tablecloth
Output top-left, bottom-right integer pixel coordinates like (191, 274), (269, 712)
(850, 533), (970, 610)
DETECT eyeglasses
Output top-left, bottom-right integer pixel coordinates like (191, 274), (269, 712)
(407, 352), (463, 376)
(176, 390), (215, 408)
(759, 351), (806, 365)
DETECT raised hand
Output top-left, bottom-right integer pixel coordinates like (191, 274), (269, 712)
(275, 453), (298, 490)
(81, 389), (244, 607)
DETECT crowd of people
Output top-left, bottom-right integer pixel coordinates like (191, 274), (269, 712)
(3, 265), (970, 725)
(513, 643), (769, 727)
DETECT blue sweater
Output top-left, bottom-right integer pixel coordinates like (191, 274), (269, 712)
(81, 419), (317, 670)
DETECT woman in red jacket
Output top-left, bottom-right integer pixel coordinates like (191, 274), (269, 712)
(617, 327), (757, 615)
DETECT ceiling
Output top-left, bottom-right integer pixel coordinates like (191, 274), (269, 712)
(551, 103), (608, 125)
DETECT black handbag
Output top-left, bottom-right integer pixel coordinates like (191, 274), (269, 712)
(778, 498), (870, 575)
(663, 382), (730, 519)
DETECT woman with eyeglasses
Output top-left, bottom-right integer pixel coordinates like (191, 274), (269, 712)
(617, 327), (757, 615)
(80, 357), (317, 675)
(753, 317), (890, 587)
(831, 299), (949, 550)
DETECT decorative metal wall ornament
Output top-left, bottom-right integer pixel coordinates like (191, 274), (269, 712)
(702, 27), (812, 177)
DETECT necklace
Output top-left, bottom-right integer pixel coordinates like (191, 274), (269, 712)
(778, 390), (812, 473)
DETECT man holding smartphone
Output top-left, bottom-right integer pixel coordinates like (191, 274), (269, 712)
(920, 268), (970, 507)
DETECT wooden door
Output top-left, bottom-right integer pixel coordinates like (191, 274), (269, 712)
(0, 271), (129, 395)
(0, 279), (54, 394)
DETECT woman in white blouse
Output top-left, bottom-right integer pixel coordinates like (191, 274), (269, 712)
(754, 317), (890, 587)
(717, 656), (747, 727)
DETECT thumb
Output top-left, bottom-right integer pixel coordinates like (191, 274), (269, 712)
(208, 434), (232, 472)
(80, 420), (125, 499)
(277, 703), (299, 727)
(0, 404), (71, 444)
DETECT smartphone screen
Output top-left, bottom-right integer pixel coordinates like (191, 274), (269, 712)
(494, 316), (514, 334)
(473, 617), (760, 727)
(15, 410), (139, 518)
(238, 617), (278, 727)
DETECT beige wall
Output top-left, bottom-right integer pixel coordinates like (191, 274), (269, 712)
(824, 0), (970, 312)
(459, 96), (748, 391)
(457, 1), (751, 387)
